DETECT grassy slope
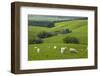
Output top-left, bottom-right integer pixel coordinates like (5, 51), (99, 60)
(28, 20), (88, 60)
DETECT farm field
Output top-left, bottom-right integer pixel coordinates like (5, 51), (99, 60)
(28, 15), (88, 61)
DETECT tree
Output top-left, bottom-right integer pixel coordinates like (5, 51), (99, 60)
(37, 31), (55, 38)
(63, 36), (80, 44)
(60, 29), (72, 34)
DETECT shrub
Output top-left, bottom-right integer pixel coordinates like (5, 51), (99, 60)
(32, 38), (43, 44)
(37, 31), (55, 38)
(63, 36), (80, 44)
(60, 29), (72, 34)
(28, 36), (43, 44)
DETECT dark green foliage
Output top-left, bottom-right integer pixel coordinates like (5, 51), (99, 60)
(28, 21), (55, 28)
(32, 38), (43, 44)
(54, 29), (72, 35)
(63, 36), (80, 44)
(60, 29), (72, 34)
(37, 31), (55, 38)
(29, 29), (72, 44)
(28, 36), (43, 44)
(37, 29), (72, 39)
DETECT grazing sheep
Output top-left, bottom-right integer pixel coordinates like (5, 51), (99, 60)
(69, 48), (78, 53)
(54, 46), (57, 49)
(60, 47), (66, 54)
(37, 48), (40, 53)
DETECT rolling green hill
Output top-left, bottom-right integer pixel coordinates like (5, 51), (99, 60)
(28, 19), (88, 61)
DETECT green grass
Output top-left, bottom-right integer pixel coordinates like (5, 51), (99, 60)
(28, 43), (88, 60)
(28, 19), (88, 61)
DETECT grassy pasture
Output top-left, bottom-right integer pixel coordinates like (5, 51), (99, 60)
(28, 19), (88, 61)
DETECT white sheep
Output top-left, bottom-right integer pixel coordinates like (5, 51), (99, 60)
(60, 47), (66, 54)
(54, 46), (57, 49)
(69, 48), (78, 53)
(37, 48), (40, 53)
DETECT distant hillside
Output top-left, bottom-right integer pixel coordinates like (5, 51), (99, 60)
(28, 15), (87, 28)
(28, 19), (88, 45)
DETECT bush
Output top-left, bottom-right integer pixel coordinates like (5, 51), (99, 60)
(28, 36), (43, 44)
(32, 38), (43, 44)
(37, 31), (55, 38)
(63, 36), (80, 44)
(60, 29), (72, 34)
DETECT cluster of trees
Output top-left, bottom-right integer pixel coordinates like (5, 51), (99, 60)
(37, 31), (56, 38)
(29, 28), (80, 44)
(37, 28), (72, 39)
(63, 36), (80, 44)
(28, 21), (55, 28)
(28, 37), (43, 44)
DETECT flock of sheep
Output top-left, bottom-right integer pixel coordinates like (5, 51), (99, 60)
(34, 46), (79, 54)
